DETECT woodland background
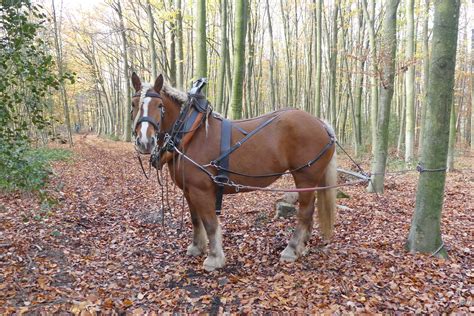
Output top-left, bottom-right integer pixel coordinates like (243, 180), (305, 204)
(21, 0), (474, 158)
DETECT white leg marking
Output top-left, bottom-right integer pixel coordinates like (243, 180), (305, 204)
(187, 221), (208, 257)
(203, 225), (226, 271)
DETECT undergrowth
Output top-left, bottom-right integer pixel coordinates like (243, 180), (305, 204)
(0, 147), (72, 192)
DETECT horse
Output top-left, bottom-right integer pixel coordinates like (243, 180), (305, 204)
(130, 72), (337, 271)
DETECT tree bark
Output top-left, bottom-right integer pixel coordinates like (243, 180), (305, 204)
(406, 0), (460, 258)
(418, 0), (430, 156)
(51, 0), (73, 146)
(230, 0), (247, 119)
(216, 0), (228, 114)
(367, 0), (400, 193)
(115, 0), (132, 141)
(195, 0), (207, 79)
(314, 0), (322, 117)
(146, 0), (158, 79)
(362, 0), (378, 155)
(175, 0), (184, 89)
(404, 0), (415, 163)
(266, 0), (276, 111)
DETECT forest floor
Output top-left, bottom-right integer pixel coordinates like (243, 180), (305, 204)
(0, 135), (472, 314)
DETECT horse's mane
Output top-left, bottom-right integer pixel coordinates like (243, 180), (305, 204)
(162, 83), (188, 105)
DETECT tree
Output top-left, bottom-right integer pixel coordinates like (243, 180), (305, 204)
(367, 0), (401, 193)
(195, 0), (207, 79)
(404, 0), (415, 163)
(313, 0), (322, 117)
(113, 0), (132, 141)
(230, 0), (247, 119)
(0, 0), (73, 190)
(52, 0), (73, 146)
(362, 0), (379, 155)
(216, 0), (229, 114)
(406, 0), (461, 258)
(418, 0), (430, 155)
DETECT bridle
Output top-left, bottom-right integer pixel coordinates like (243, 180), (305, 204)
(131, 89), (166, 179)
(131, 90), (165, 138)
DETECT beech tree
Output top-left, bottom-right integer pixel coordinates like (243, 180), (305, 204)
(406, 0), (461, 258)
(230, 0), (247, 119)
(367, 0), (400, 193)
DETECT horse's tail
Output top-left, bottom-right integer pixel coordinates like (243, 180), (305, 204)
(317, 146), (337, 241)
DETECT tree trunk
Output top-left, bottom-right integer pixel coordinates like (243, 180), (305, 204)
(418, 0), (430, 156)
(230, 0), (247, 119)
(195, 0), (207, 79)
(404, 0), (415, 163)
(367, 0), (400, 193)
(362, 0), (378, 155)
(266, 0), (276, 110)
(216, 0), (228, 114)
(147, 0), (158, 79)
(406, 0), (460, 258)
(314, 0), (322, 117)
(447, 100), (456, 171)
(329, 0), (339, 127)
(51, 0), (73, 146)
(115, 0), (132, 141)
(175, 0), (184, 89)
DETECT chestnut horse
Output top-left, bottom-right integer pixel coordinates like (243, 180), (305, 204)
(130, 73), (337, 271)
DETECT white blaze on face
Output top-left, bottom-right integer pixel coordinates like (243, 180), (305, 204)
(139, 96), (152, 146)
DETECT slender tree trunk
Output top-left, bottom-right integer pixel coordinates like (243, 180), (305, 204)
(406, 0), (460, 258)
(314, 0), (322, 117)
(175, 0), (184, 89)
(418, 0), (430, 156)
(115, 0), (132, 141)
(195, 0), (207, 79)
(147, 0), (158, 79)
(329, 0), (339, 127)
(216, 0), (228, 114)
(471, 71), (474, 152)
(230, 0), (247, 119)
(367, 0), (401, 193)
(266, 0), (276, 110)
(405, 0), (415, 162)
(362, 0), (378, 155)
(447, 100), (456, 171)
(51, 0), (73, 146)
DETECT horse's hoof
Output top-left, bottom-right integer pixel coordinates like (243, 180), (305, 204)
(186, 244), (205, 257)
(203, 255), (225, 272)
(280, 246), (298, 262)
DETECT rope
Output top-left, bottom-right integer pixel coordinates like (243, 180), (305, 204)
(416, 163), (447, 173)
(431, 241), (445, 257)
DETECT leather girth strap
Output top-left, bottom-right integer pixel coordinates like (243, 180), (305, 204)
(215, 118), (232, 215)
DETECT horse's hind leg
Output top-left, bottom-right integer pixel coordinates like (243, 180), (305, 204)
(186, 197), (208, 256)
(281, 189), (316, 262)
(188, 190), (225, 271)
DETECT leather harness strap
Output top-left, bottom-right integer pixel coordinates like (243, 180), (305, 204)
(215, 119), (232, 215)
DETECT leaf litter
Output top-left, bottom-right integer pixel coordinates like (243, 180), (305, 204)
(0, 135), (472, 314)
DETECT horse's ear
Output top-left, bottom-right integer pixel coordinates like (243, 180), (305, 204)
(154, 74), (164, 93)
(131, 72), (141, 92)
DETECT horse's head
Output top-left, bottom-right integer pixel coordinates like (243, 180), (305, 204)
(131, 72), (164, 154)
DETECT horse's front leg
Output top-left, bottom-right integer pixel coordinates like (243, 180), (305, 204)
(189, 190), (225, 271)
(185, 197), (208, 257)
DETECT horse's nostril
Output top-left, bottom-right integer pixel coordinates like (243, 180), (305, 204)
(136, 138), (141, 146)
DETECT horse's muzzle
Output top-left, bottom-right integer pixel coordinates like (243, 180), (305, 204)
(135, 136), (156, 154)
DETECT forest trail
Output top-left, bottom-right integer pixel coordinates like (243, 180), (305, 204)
(0, 135), (472, 313)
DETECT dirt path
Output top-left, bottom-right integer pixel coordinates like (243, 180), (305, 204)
(0, 135), (472, 313)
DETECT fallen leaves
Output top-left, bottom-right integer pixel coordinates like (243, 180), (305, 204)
(0, 135), (472, 313)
